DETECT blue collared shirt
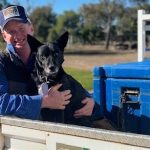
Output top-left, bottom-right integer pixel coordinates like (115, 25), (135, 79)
(0, 44), (42, 120)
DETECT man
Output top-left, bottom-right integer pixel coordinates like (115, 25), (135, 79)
(0, 5), (100, 121)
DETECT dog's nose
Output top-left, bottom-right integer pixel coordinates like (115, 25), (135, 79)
(50, 66), (55, 71)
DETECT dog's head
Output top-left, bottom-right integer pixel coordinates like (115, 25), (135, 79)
(36, 31), (69, 78)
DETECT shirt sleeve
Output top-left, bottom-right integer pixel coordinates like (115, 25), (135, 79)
(0, 63), (42, 120)
(85, 90), (103, 120)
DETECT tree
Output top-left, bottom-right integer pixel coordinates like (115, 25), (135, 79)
(116, 7), (137, 42)
(79, 1), (124, 49)
(79, 3), (104, 44)
(29, 5), (56, 42)
(47, 28), (58, 42)
(97, 0), (124, 50)
(129, 0), (148, 7)
(54, 10), (80, 44)
(0, 0), (9, 9)
(116, 0), (150, 48)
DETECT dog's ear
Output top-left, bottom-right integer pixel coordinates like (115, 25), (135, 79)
(56, 31), (69, 50)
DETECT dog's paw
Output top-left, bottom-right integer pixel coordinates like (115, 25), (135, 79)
(38, 82), (48, 96)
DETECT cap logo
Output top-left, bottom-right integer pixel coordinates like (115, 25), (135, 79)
(2, 6), (20, 20)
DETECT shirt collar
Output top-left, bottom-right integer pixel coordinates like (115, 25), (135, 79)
(6, 43), (18, 56)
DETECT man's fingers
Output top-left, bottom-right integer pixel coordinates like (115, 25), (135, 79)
(74, 108), (84, 117)
(74, 98), (95, 118)
(62, 89), (71, 96)
(60, 105), (66, 110)
(59, 100), (70, 110)
(62, 91), (72, 99)
(44, 84), (72, 110)
(81, 98), (88, 104)
(51, 84), (62, 91)
(63, 99), (70, 105)
(60, 90), (72, 100)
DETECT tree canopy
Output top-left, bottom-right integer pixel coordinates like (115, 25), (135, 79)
(1, 0), (150, 50)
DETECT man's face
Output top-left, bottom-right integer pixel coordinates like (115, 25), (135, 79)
(2, 20), (29, 50)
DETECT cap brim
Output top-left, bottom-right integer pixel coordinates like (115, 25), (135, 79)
(2, 18), (28, 30)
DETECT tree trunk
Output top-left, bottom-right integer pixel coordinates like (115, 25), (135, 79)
(105, 16), (112, 51)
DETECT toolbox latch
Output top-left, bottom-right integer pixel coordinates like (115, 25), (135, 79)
(118, 87), (140, 132)
(121, 88), (140, 104)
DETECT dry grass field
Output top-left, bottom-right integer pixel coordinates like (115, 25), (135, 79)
(63, 45), (150, 71)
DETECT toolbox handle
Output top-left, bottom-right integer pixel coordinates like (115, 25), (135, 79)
(118, 87), (140, 131)
(121, 88), (140, 104)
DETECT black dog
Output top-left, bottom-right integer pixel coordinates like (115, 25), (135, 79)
(32, 31), (96, 126)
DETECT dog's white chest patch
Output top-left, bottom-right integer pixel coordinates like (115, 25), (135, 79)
(38, 82), (48, 96)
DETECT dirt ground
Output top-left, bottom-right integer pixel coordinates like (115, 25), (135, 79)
(63, 45), (150, 71)
(63, 52), (135, 71)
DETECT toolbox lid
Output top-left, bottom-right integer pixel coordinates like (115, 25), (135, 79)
(93, 60), (150, 79)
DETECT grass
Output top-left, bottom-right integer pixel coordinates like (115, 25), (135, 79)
(64, 67), (93, 91)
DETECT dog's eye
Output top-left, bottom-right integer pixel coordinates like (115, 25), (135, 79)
(40, 56), (45, 61)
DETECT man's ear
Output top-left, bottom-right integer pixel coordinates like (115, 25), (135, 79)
(1, 31), (7, 42)
(56, 31), (69, 49)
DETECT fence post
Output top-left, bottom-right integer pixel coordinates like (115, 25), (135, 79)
(138, 10), (145, 62)
(137, 10), (150, 61)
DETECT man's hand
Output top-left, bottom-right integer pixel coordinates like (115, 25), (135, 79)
(41, 84), (72, 109)
(74, 97), (95, 118)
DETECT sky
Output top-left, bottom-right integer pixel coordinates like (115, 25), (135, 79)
(8, 0), (100, 14)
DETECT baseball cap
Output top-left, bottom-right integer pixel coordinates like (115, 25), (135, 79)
(0, 5), (28, 30)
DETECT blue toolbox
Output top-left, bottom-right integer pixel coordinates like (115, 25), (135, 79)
(93, 60), (150, 135)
